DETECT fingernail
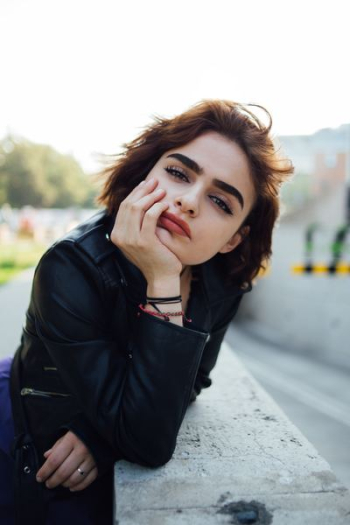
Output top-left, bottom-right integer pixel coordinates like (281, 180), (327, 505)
(36, 476), (42, 483)
(46, 482), (51, 489)
(69, 488), (76, 492)
(139, 180), (146, 186)
(148, 177), (155, 184)
(155, 188), (164, 194)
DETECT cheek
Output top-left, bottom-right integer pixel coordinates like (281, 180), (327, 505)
(195, 222), (236, 255)
(145, 161), (166, 179)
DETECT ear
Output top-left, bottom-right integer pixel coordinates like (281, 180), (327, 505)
(219, 225), (250, 254)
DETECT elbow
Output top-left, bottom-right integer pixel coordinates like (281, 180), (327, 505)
(143, 449), (174, 469)
(141, 436), (177, 468)
(132, 441), (175, 468)
(118, 436), (175, 469)
(115, 417), (178, 468)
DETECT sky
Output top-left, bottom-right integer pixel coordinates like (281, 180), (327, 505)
(1, 0), (349, 173)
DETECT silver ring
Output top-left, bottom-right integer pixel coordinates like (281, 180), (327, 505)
(77, 467), (85, 476)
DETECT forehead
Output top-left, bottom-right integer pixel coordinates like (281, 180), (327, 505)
(165, 131), (250, 179)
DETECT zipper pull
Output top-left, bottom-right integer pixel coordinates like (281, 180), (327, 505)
(21, 388), (34, 396)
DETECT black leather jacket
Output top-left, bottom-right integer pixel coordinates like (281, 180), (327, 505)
(12, 210), (251, 477)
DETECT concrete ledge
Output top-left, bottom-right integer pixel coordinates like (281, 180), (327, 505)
(114, 343), (350, 524)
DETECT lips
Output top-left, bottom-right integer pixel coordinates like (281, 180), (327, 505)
(158, 212), (191, 239)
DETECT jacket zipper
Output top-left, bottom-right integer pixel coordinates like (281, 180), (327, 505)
(20, 388), (71, 398)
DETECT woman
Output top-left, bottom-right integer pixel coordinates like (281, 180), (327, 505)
(0, 99), (293, 524)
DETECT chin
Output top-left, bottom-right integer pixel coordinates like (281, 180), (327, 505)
(156, 226), (216, 266)
(155, 229), (200, 266)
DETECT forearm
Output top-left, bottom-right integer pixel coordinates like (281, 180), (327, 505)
(114, 312), (208, 466)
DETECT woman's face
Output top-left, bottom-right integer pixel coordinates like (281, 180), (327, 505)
(145, 131), (256, 266)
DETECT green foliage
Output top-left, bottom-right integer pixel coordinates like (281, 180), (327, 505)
(0, 136), (98, 208)
(0, 241), (46, 285)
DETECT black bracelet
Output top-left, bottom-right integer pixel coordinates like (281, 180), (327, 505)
(146, 295), (182, 304)
(149, 303), (165, 315)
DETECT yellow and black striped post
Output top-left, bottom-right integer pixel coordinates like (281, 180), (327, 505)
(292, 262), (350, 274)
(294, 222), (350, 275)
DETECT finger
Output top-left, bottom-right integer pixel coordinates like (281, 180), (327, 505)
(141, 201), (170, 235)
(69, 467), (98, 492)
(42, 435), (63, 460)
(37, 440), (73, 482)
(43, 435), (63, 456)
(128, 188), (166, 228)
(122, 186), (165, 217)
(61, 459), (97, 488)
(132, 187), (166, 210)
(116, 188), (166, 245)
(45, 448), (88, 489)
(124, 177), (158, 202)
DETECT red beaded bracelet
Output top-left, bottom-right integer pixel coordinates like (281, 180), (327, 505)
(138, 304), (192, 323)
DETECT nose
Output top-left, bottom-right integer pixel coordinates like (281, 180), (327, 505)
(174, 188), (200, 217)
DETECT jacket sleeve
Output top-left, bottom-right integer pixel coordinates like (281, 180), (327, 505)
(190, 295), (243, 402)
(32, 241), (208, 468)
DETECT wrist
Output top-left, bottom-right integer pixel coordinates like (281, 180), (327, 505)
(146, 278), (181, 298)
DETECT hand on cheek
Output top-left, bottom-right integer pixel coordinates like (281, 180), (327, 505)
(110, 178), (183, 283)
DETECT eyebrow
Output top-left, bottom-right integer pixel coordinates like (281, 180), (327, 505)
(166, 153), (245, 209)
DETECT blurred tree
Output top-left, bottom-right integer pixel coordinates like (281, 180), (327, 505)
(0, 135), (98, 208)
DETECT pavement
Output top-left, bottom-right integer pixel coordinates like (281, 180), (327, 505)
(0, 268), (34, 359)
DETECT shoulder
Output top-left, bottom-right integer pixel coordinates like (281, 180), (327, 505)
(51, 209), (116, 263)
(34, 210), (123, 299)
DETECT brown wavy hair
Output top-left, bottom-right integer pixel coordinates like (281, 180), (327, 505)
(97, 99), (293, 288)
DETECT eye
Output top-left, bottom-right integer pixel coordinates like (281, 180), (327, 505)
(164, 166), (190, 182)
(209, 195), (233, 215)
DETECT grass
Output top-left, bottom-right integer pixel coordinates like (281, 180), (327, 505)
(0, 240), (47, 286)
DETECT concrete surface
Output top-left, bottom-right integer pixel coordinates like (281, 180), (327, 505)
(114, 343), (350, 524)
